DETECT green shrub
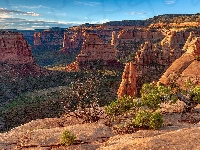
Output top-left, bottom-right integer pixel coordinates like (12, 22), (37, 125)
(149, 112), (163, 129)
(132, 110), (163, 129)
(195, 56), (200, 61)
(190, 86), (200, 103)
(132, 110), (152, 128)
(105, 96), (142, 119)
(140, 83), (173, 110)
(61, 130), (76, 146)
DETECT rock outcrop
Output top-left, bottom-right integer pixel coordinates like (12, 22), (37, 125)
(117, 62), (137, 98)
(34, 29), (65, 46)
(76, 33), (115, 62)
(0, 31), (34, 65)
(62, 31), (84, 51)
(159, 34), (200, 86)
(66, 33), (116, 71)
(135, 31), (185, 75)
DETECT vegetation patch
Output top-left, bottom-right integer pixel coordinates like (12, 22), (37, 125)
(61, 130), (76, 146)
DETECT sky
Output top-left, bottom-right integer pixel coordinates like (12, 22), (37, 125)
(0, 0), (200, 30)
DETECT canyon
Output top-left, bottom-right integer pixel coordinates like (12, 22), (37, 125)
(1, 13), (200, 150)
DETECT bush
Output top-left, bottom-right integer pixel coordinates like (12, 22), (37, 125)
(195, 56), (200, 61)
(190, 86), (200, 103)
(132, 110), (152, 128)
(105, 96), (142, 119)
(61, 130), (76, 146)
(140, 83), (173, 110)
(132, 110), (163, 129)
(149, 112), (163, 129)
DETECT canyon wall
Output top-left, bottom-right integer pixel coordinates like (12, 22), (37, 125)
(76, 33), (115, 62)
(34, 30), (65, 46)
(0, 31), (34, 65)
(66, 33), (116, 71)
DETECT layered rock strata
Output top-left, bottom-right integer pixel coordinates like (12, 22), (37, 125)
(0, 31), (34, 65)
(66, 33), (116, 71)
(159, 34), (200, 86)
(76, 33), (115, 62)
(34, 30), (64, 46)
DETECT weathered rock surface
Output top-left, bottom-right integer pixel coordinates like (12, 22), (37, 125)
(0, 118), (114, 150)
(62, 30), (84, 51)
(0, 31), (34, 65)
(76, 33), (115, 62)
(117, 62), (137, 98)
(34, 29), (65, 46)
(99, 124), (200, 150)
(0, 104), (200, 150)
(66, 33), (116, 71)
(159, 35), (200, 86)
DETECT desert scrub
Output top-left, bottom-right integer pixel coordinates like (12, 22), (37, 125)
(61, 130), (76, 146)
(140, 83), (173, 110)
(190, 86), (200, 103)
(132, 110), (163, 129)
(105, 95), (142, 119)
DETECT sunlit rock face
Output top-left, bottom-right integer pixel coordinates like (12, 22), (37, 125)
(117, 62), (137, 98)
(0, 31), (34, 65)
(135, 30), (185, 76)
(76, 33), (116, 62)
(62, 31), (85, 51)
(159, 34), (200, 86)
(65, 33), (117, 71)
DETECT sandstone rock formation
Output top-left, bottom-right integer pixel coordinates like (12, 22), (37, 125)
(34, 29), (65, 46)
(62, 30), (84, 51)
(66, 33), (116, 71)
(117, 29), (164, 42)
(0, 31), (34, 65)
(135, 30), (185, 76)
(159, 35), (200, 86)
(117, 62), (137, 98)
(159, 30), (183, 65)
(111, 31), (117, 46)
(76, 33), (115, 62)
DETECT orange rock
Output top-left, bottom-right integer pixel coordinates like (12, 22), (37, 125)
(159, 34), (200, 86)
(0, 31), (34, 65)
(75, 33), (115, 62)
(117, 62), (137, 98)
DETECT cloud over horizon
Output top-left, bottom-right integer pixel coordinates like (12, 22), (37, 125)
(0, 8), (40, 17)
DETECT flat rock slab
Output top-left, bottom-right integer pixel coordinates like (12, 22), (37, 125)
(98, 125), (200, 150)
(0, 123), (114, 149)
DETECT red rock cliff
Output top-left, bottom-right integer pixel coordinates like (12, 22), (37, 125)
(76, 33), (115, 62)
(0, 31), (34, 65)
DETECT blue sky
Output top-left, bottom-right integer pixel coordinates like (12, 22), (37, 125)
(0, 0), (200, 30)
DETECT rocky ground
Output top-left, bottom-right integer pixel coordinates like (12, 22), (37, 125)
(0, 101), (200, 150)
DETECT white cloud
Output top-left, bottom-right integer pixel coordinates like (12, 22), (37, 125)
(74, 1), (101, 6)
(0, 17), (81, 30)
(0, 8), (40, 17)
(12, 5), (51, 9)
(164, 0), (175, 4)
(125, 11), (147, 15)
